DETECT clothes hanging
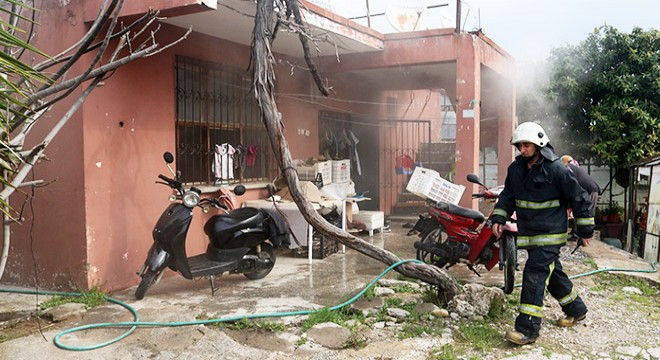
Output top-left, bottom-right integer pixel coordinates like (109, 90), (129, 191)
(348, 130), (362, 176)
(246, 144), (257, 167)
(395, 154), (415, 175)
(213, 143), (235, 179)
(234, 144), (247, 170)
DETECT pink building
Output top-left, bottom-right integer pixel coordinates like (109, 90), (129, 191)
(3, 0), (515, 292)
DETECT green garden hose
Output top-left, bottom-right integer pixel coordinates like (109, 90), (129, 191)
(1, 259), (423, 351)
(1, 259), (657, 352)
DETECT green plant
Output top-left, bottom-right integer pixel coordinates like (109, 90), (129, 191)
(454, 321), (504, 352)
(429, 344), (465, 359)
(38, 286), (107, 315)
(601, 201), (624, 219)
(343, 334), (367, 349)
(295, 336), (308, 346)
(301, 307), (361, 331)
(221, 318), (286, 332)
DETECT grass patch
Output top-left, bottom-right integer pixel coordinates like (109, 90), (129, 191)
(429, 343), (488, 360)
(581, 257), (598, 269)
(398, 318), (445, 339)
(220, 318), (286, 332)
(591, 272), (659, 298)
(421, 286), (444, 306)
(301, 307), (363, 332)
(392, 283), (420, 294)
(454, 320), (504, 352)
(295, 336), (308, 346)
(38, 286), (107, 315)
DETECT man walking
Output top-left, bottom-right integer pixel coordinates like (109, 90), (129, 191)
(561, 154), (600, 239)
(491, 122), (595, 345)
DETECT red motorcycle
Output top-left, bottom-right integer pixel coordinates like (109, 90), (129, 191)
(411, 174), (518, 293)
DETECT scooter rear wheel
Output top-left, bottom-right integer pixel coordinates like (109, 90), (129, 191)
(417, 227), (449, 268)
(135, 269), (159, 300)
(502, 234), (517, 294)
(244, 243), (276, 280)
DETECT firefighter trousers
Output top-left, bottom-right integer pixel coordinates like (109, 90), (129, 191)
(515, 245), (587, 338)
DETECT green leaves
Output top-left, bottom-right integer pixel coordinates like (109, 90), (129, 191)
(527, 25), (660, 170)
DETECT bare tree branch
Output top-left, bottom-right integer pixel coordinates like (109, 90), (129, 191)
(251, 0), (458, 304)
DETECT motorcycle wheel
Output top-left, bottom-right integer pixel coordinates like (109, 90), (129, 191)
(502, 234), (517, 294)
(417, 227), (449, 267)
(135, 269), (159, 300)
(244, 243), (276, 280)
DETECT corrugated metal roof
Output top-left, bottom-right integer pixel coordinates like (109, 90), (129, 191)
(631, 154), (660, 167)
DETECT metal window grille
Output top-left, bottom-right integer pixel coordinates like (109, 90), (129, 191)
(175, 56), (275, 184)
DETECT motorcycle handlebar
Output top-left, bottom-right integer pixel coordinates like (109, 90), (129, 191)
(157, 174), (183, 191)
(473, 190), (500, 200)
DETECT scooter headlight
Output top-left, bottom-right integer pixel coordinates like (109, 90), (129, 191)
(182, 190), (201, 208)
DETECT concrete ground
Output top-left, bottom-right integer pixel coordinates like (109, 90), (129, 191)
(0, 219), (657, 359)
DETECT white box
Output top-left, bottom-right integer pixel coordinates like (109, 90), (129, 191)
(296, 161), (332, 185)
(331, 159), (350, 183)
(351, 210), (385, 236)
(406, 166), (465, 205)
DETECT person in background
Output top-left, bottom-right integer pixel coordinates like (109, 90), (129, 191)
(492, 122), (595, 345)
(561, 155), (600, 239)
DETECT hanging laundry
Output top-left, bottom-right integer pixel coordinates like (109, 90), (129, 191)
(234, 144), (247, 170)
(348, 130), (362, 176)
(246, 144), (258, 167)
(395, 154), (415, 175)
(213, 143), (235, 180)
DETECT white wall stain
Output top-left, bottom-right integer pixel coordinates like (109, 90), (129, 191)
(96, 162), (102, 168)
(122, 252), (129, 261)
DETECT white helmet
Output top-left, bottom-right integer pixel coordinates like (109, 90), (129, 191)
(511, 122), (549, 147)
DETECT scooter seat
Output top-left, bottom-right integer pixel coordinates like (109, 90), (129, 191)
(430, 200), (485, 223)
(206, 207), (264, 231)
(204, 207), (265, 246)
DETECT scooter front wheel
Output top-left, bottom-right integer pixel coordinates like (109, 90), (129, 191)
(135, 269), (160, 300)
(244, 243), (276, 280)
(501, 234), (517, 294)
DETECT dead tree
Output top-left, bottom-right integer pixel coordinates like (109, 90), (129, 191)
(0, 0), (190, 280)
(250, 0), (459, 303)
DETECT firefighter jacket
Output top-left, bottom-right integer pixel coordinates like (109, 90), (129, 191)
(492, 148), (595, 249)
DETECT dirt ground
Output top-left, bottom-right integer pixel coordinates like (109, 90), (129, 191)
(1, 223), (659, 359)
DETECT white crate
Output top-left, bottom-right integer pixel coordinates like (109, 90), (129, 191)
(331, 159), (351, 183)
(351, 210), (385, 236)
(296, 161), (332, 185)
(406, 166), (465, 205)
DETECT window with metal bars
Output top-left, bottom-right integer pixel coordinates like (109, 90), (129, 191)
(175, 56), (275, 185)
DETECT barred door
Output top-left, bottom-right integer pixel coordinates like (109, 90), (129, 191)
(319, 111), (431, 214)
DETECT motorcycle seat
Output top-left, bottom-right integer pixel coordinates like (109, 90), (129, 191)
(430, 200), (485, 223)
(204, 207), (265, 238)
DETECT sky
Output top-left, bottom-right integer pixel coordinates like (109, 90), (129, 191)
(318, 0), (658, 64)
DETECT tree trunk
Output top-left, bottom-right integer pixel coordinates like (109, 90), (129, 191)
(250, 0), (459, 304)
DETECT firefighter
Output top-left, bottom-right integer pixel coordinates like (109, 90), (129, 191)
(492, 122), (595, 345)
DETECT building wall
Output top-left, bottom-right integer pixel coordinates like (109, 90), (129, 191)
(5, 3), (326, 291)
(3, 2), (516, 292)
(4, 1), (90, 289)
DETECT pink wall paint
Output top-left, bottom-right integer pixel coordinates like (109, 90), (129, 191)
(82, 0), (212, 22)
(3, 2), (515, 292)
(4, 1), (90, 289)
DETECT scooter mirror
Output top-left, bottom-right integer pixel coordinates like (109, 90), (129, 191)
(163, 152), (174, 164)
(233, 184), (246, 196)
(466, 173), (485, 187)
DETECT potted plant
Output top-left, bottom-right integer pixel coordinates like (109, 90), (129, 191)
(603, 201), (624, 223)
